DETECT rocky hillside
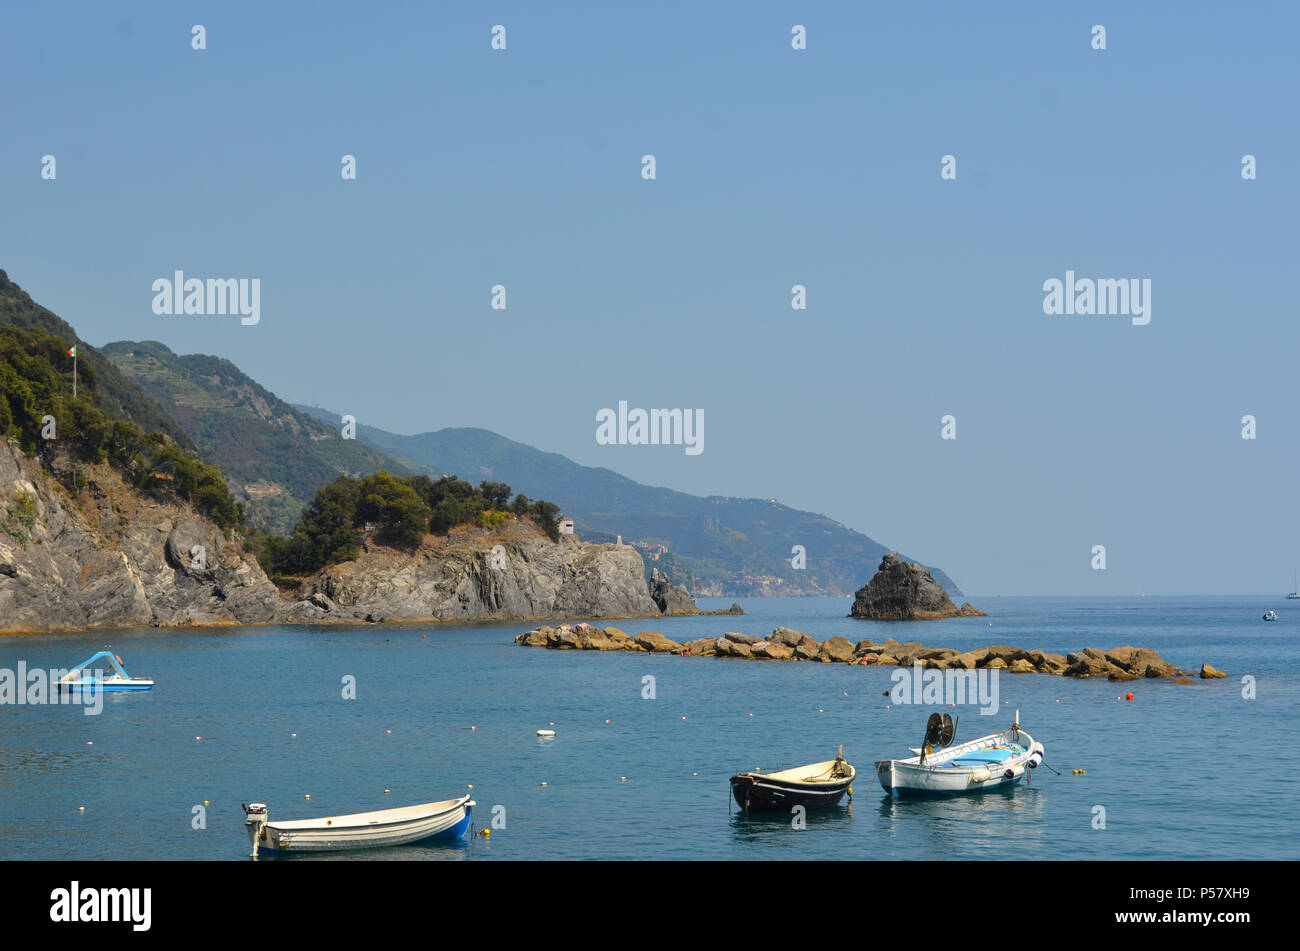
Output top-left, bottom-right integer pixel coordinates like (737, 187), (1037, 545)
(0, 443), (279, 633)
(280, 519), (695, 624)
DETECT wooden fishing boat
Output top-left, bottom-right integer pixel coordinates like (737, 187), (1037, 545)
(730, 748), (855, 813)
(242, 795), (475, 857)
(57, 650), (153, 692)
(875, 712), (1043, 798)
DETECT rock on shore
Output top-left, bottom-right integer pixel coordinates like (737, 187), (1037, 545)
(850, 552), (985, 620)
(515, 622), (1222, 682)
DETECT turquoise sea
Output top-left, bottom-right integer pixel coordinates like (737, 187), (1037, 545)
(1, 596), (1296, 861)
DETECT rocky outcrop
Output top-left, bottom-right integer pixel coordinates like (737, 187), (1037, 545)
(284, 521), (699, 625)
(516, 621), (1220, 682)
(849, 552), (985, 620)
(648, 570), (699, 616)
(0, 444), (279, 633)
(2, 442), (701, 633)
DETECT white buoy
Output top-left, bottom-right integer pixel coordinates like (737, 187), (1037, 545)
(537, 729), (556, 737)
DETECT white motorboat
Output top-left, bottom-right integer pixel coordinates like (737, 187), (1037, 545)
(242, 795), (475, 857)
(875, 712), (1043, 797)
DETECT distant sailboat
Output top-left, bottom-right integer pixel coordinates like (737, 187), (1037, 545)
(1288, 569), (1300, 600)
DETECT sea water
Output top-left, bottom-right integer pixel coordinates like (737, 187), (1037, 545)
(0, 596), (1295, 861)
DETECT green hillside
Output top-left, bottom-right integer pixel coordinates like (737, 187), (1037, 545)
(101, 340), (418, 533)
(0, 325), (243, 531)
(0, 271), (196, 451)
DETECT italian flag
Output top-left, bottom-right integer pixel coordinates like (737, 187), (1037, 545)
(67, 346), (76, 357)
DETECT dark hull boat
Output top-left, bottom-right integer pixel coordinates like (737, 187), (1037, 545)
(730, 757), (855, 813)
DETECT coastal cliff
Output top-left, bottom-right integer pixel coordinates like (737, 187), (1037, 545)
(850, 552), (985, 620)
(0, 444), (279, 633)
(280, 522), (696, 624)
(1, 443), (701, 632)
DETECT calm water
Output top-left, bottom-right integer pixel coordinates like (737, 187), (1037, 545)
(1, 596), (1296, 861)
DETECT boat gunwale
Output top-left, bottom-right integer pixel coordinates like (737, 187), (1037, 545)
(263, 795), (472, 832)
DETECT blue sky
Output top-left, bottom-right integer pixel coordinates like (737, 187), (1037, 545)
(3, 1), (1297, 595)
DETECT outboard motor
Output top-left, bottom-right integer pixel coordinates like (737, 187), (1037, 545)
(243, 803), (268, 858)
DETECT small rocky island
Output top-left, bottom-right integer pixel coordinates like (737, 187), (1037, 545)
(850, 552), (985, 620)
(515, 623), (1227, 681)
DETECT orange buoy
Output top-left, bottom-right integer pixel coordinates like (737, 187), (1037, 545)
(1125, 692), (1134, 701)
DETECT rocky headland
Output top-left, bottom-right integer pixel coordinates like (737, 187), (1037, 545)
(850, 552), (985, 620)
(1, 443), (703, 633)
(281, 522), (702, 625)
(515, 622), (1226, 681)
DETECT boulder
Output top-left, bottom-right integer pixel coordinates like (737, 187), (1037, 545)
(553, 626), (583, 649)
(1025, 650), (1068, 675)
(849, 552), (981, 620)
(769, 627), (817, 649)
(1065, 648), (1116, 678)
(716, 639), (754, 659)
(985, 657), (1008, 669)
(1008, 658), (1036, 673)
(684, 637), (721, 656)
(579, 630), (625, 651)
(1106, 646), (1181, 679)
(1108, 669), (1140, 682)
(890, 642), (928, 666)
(818, 636), (855, 663)
(984, 645), (1027, 665)
(1200, 662), (1226, 679)
(875, 654), (900, 666)
(634, 631), (683, 653)
(958, 602), (988, 617)
(793, 642), (821, 661)
(724, 631), (761, 646)
(751, 640), (794, 660)
(516, 628), (550, 647)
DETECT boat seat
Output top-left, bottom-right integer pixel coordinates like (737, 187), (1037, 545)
(951, 749), (1014, 766)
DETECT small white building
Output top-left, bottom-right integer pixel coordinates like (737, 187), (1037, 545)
(558, 517), (575, 536)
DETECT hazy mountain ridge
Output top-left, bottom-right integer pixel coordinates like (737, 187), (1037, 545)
(294, 406), (963, 598)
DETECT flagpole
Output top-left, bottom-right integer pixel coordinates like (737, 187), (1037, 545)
(73, 349), (77, 399)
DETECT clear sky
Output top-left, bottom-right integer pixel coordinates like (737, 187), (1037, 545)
(3, 1), (1297, 595)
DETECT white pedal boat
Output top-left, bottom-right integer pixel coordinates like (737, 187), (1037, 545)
(243, 795), (475, 857)
(876, 712), (1044, 797)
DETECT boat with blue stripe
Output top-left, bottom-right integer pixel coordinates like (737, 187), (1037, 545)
(243, 795), (475, 857)
(57, 650), (153, 692)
